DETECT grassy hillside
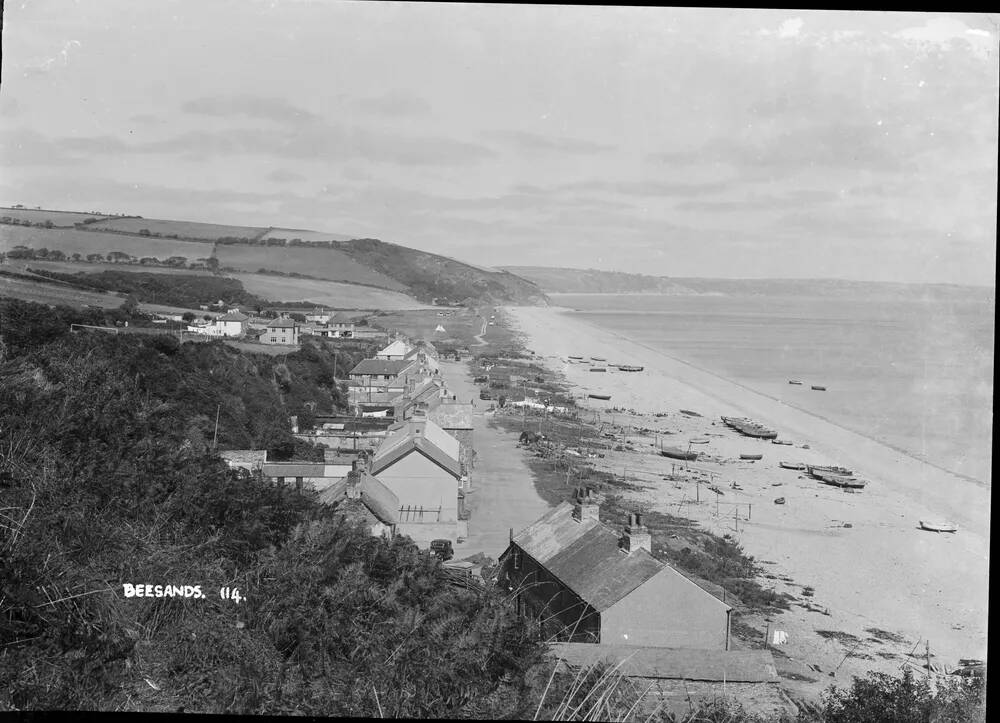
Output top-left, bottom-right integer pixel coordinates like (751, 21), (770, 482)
(341, 238), (548, 305)
(215, 244), (407, 290)
(87, 217), (269, 240)
(501, 266), (698, 294)
(261, 227), (354, 243)
(1, 226), (215, 260)
(230, 272), (430, 309)
(0, 208), (113, 226)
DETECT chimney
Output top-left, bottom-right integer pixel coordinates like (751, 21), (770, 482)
(572, 487), (600, 523)
(346, 467), (362, 499)
(621, 512), (652, 554)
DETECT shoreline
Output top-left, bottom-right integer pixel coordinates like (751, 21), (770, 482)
(502, 304), (989, 685)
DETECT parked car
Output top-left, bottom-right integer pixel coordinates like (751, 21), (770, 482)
(479, 390), (492, 400)
(473, 375), (488, 383)
(429, 539), (454, 561)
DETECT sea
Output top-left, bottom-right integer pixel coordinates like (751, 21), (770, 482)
(550, 291), (994, 484)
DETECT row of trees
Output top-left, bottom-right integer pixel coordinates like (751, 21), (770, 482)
(3, 246), (219, 271)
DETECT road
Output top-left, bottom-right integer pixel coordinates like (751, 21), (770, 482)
(437, 360), (550, 561)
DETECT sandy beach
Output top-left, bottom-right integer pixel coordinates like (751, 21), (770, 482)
(505, 304), (989, 688)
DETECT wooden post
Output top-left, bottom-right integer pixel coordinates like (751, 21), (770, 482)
(926, 641), (931, 679)
(734, 506), (738, 533)
(748, 503), (752, 521)
(765, 620), (771, 650)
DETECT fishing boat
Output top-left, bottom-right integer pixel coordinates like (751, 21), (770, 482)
(660, 446), (698, 461)
(811, 385), (827, 391)
(720, 416), (778, 440)
(689, 438), (710, 444)
(771, 439), (793, 445)
(679, 409), (702, 417)
(617, 365), (644, 372)
(812, 470), (867, 488)
(779, 461), (806, 470)
(788, 380), (803, 385)
(588, 393), (611, 401)
(568, 355), (583, 360)
(590, 356), (606, 362)
(919, 520), (958, 533)
(589, 367), (607, 372)
(740, 454), (763, 461)
(805, 464), (853, 478)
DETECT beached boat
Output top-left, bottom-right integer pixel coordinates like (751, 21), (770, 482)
(617, 365), (644, 372)
(779, 461), (806, 470)
(568, 355), (583, 360)
(811, 385), (827, 391)
(660, 446), (698, 461)
(720, 416), (778, 440)
(771, 439), (793, 445)
(805, 464), (853, 478)
(811, 470), (867, 488)
(774, 497), (786, 505)
(689, 438), (710, 444)
(588, 393), (611, 401)
(590, 356), (606, 362)
(788, 380), (803, 385)
(919, 520), (958, 533)
(740, 454), (763, 461)
(679, 409), (702, 417)
(589, 367), (607, 372)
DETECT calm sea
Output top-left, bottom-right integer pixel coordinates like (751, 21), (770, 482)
(552, 292), (994, 484)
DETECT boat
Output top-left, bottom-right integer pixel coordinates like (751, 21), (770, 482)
(590, 356), (606, 362)
(919, 520), (958, 533)
(617, 365), (644, 372)
(679, 409), (702, 417)
(805, 464), (853, 478)
(812, 470), (868, 488)
(568, 355), (583, 360)
(720, 416), (778, 440)
(689, 438), (710, 444)
(771, 439), (793, 445)
(589, 367), (607, 372)
(774, 497), (786, 505)
(811, 385), (827, 391)
(740, 454), (763, 461)
(588, 393), (611, 401)
(788, 380), (803, 385)
(779, 461), (806, 470)
(660, 446), (698, 461)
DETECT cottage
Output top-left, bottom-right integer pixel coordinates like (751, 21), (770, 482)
(374, 339), (411, 360)
(427, 402), (474, 478)
(347, 358), (421, 405)
(210, 309), (249, 337)
(318, 466), (399, 538)
(370, 418), (463, 543)
(261, 317), (300, 346)
(404, 341), (439, 375)
(500, 489), (732, 648)
(261, 461), (353, 492)
(219, 449), (267, 472)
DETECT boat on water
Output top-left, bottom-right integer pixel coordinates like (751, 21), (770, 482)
(740, 454), (763, 461)
(720, 416), (778, 440)
(660, 446), (698, 461)
(779, 461), (806, 470)
(788, 380), (803, 385)
(617, 365), (644, 372)
(588, 393), (611, 401)
(919, 520), (958, 533)
(811, 385), (827, 391)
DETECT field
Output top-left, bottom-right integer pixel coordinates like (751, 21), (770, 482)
(230, 272), (428, 309)
(215, 245), (407, 290)
(5, 259), (216, 277)
(370, 308), (488, 347)
(0, 207), (112, 226)
(87, 217), (268, 240)
(0, 273), (125, 308)
(0, 226), (216, 259)
(261, 228), (355, 243)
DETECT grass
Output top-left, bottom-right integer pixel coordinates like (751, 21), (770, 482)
(261, 228), (354, 243)
(0, 272), (125, 308)
(1, 207), (113, 225)
(229, 272), (426, 309)
(1, 226), (216, 259)
(216, 245), (406, 290)
(88, 217), (268, 240)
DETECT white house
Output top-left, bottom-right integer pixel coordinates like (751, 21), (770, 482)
(375, 339), (411, 360)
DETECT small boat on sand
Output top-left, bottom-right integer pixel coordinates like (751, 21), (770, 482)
(812, 470), (868, 489)
(660, 446), (698, 461)
(568, 355), (583, 360)
(740, 453), (763, 461)
(617, 365), (644, 372)
(588, 393), (611, 401)
(788, 380), (803, 385)
(720, 416), (778, 440)
(779, 461), (806, 470)
(920, 520), (957, 533)
(679, 409), (702, 417)
(771, 439), (793, 445)
(774, 497), (786, 505)
(590, 356), (606, 362)
(589, 367), (607, 372)
(805, 464), (853, 478)
(689, 438), (710, 444)
(811, 385), (827, 391)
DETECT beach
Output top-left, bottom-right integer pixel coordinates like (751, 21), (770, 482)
(505, 304), (989, 688)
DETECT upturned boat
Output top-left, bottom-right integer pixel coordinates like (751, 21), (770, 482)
(919, 520), (958, 533)
(805, 464), (853, 478)
(660, 446), (698, 461)
(588, 393), (611, 401)
(740, 453), (763, 461)
(779, 461), (806, 470)
(617, 365), (644, 372)
(811, 385), (827, 391)
(589, 367), (607, 372)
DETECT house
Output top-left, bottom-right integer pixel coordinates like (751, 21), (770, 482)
(427, 402), (474, 478)
(219, 449), (267, 472)
(370, 418), (464, 543)
(328, 311), (361, 338)
(347, 358), (420, 405)
(396, 377), (448, 420)
(318, 466), (399, 538)
(207, 309), (249, 337)
(549, 643), (791, 720)
(304, 309), (332, 324)
(499, 489), (732, 648)
(404, 341), (439, 375)
(374, 339), (410, 360)
(261, 317), (300, 346)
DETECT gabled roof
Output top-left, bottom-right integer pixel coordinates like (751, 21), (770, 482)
(216, 311), (249, 322)
(349, 359), (417, 376)
(318, 472), (399, 525)
(549, 644), (779, 683)
(376, 339), (410, 357)
(511, 502), (725, 613)
(427, 402), (473, 430)
(262, 462), (325, 478)
(267, 317), (300, 329)
(372, 419), (461, 478)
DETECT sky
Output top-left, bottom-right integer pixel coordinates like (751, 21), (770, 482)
(1, 2), (997, 285)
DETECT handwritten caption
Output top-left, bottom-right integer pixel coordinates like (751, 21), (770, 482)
(122, 584), (243, 603)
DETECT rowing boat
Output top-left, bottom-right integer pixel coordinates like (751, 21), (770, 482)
(920, 520), (957, 533)
(779, 461), (805, 470)
(740, 454), (763, 461)
(660, 446), (698, 461)
(788, 380), (803, 385)
(811, 385), (827, 391)
(588, 393), (611, 401)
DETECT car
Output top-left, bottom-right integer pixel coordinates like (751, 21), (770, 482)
(429, 539), (454, 561)
(479, 390), (492, 400)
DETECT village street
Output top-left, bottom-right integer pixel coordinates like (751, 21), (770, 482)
(436, 360), (551, 561)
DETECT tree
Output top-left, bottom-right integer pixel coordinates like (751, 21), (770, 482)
(71, 253), (82, 262)
(182, 312), (196, 323)
(205, 257), (220, 273)
(86, 253), (105, 263)
(138, 228), (151, 236)
(120, 295), (140, 316)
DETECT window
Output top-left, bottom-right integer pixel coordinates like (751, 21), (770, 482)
(513, 549), (522, 570)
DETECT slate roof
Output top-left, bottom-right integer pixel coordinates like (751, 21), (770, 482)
(427, 402), (473, 430)
(371, 419), (461, 478)
(376, 340), (410, 357)
(317, 472), (399, 525)
(262, 463), (326, 478)
(549, 644), (779, 683)
(267, 318), (300, 329)
(216, 311), (249, 322)
(512, 502), (718, 613)
(349, 359), (417, 376)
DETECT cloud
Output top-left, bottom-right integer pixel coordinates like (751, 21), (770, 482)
(675, 189), (839, 212)
(266, 169), (306, 183)
(893, 17), (995, 58)
(356, 91), (431, 116)
(777, 18), (804, 39)
(181, 95), (320, 123)
(485, 130), (616, 154)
